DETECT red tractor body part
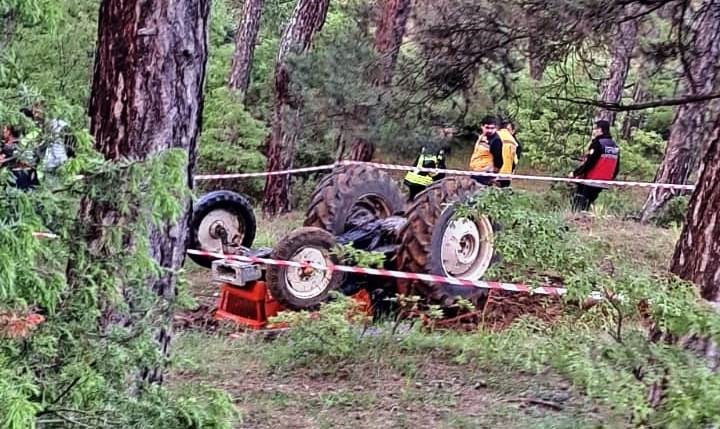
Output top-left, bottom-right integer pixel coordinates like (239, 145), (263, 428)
(215, 281), (282, 330)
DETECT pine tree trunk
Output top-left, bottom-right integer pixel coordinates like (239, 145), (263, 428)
(84, 0), (210, 384)
(373, 0), (412, 86)
(620, 80), (647, 139)
(350, 0), (412, 161)
(640, 1), (720, 222)
(227, 0), (265, 100)
(527, 31), (547, 81)
(349, 138), (375, 162)
(262, 0), (330, 216)
(594, 18), (639, 125)
(671, 117), (720, 307)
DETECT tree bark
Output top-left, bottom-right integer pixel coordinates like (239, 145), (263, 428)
(262, 0), (330, 216)
(84, 0), (210, 383)
(527, 26), (547, 81)
(349, 138), (375, 162)
(227, 0), (265, 101)
(671, 115), (720, 309)
(640, 0), (720, 222)
(620, 79), (648, 139)
(346, 0), (412, 162)
(373, 0), (412, 86)
(594, 17), (639, 125)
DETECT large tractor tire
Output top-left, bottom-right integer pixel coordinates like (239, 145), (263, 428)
(187, 190), (257, 268)
(266, 227), (345, 311)
(396, 177), (495, 307)
(304, 165), (405, 234)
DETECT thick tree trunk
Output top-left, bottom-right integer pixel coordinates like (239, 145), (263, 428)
(527, 32), (547, 81)
(262, 0), (330, 216)
(84, 0), (209, 383)
(620, 80), (648, 139)
(594, 18), (639, 125)
(349, 0), (412, 162)
(640, 1), (720, 222)
(227, 0), (265, 100)
(373, 0), (412, 86)
(349, 138), (375, 162)
(671, 117), (720, 306)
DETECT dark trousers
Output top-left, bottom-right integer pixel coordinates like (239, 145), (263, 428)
(406, 183), (427, 201)
(472, 175), (495, 186)
(572, 184), (603, 212)
(10, 169), (39, 191)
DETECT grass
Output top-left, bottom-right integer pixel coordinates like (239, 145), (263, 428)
(169, 331), (623, 429)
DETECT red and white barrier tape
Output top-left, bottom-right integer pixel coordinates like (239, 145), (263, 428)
(193, 160), (695, 191)
(31, 232), (59, 239)
(186, 249), (569, 296)
(339, 161), (696, 191)
(194, 164), (337, 180)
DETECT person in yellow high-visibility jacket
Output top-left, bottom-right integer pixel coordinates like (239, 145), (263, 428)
(469, 116), (503, 185)
(496, 120), (520, 188)
(403, 147), (446, 200)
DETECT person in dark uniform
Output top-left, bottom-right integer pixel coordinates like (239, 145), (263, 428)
(570, 120), (620, 211)
(1, 125), (39, 190)
(403, 147), (447, 201)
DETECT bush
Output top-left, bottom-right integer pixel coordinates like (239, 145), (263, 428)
(265, 295), (367, 371)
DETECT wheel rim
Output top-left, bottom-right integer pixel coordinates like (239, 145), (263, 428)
(284, 247), (333, 299)
(197, 209), (245, 252)
(440, 215), (494, 279)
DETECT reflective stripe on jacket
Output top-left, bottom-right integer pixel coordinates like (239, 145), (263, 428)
(404, 154), (440, 186)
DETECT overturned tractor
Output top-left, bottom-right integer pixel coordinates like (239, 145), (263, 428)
(188, 165), (496, 316)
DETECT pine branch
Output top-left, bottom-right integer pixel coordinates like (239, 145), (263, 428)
(551, 92), (720, 111)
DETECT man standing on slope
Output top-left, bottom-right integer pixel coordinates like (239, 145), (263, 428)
(469, 116), (503, 185)
(570, 120), (620, 211)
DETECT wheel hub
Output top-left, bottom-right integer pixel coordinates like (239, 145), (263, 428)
(197, 209), (244, 252)
(440, 216), (493, 279)
(285, 247), (332, 299)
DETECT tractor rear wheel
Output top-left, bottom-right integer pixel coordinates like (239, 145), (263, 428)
(396, 177), (495, 307)
(304, 165), (405, 234)
(266, 227), (345, 311)
(187, 190), (256, 268)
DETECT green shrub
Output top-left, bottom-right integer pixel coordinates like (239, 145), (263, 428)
(265, 295), (366, 371)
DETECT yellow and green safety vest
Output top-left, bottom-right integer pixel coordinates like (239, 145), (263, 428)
(404, 153), (442, 187)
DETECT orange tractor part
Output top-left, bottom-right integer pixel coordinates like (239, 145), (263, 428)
(215, 281), (372, 330)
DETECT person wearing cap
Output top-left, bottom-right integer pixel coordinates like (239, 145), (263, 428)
(570, 120), (620, 211)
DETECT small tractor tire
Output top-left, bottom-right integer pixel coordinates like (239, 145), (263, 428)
(266, 227), (345, 311)
(304, 165), (405, 234)
(396, 177), (495, 307)
(188, 190), (256, 268)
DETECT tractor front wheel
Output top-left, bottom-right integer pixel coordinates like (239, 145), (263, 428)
(266, 227), (345, 311)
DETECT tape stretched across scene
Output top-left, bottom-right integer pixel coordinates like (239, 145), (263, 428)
(193, 160), (696, 191)
(186, 249), (575, 297)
